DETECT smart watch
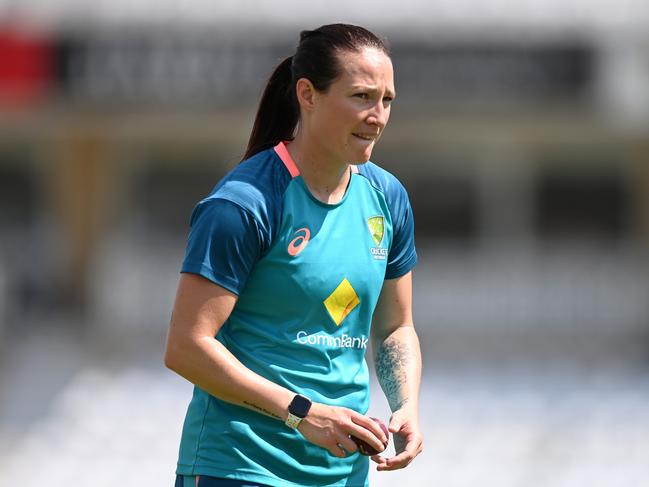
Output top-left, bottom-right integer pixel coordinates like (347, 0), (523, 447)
(285, 394), (312, 429)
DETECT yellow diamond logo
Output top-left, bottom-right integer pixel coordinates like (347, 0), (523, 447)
(323, 278), (360, 326)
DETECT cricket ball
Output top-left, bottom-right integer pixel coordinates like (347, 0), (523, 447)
(351, 417), (389, 456)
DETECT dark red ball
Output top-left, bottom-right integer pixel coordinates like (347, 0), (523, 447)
(351, 417), (389, 456)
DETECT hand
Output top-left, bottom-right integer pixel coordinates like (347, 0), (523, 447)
(298, 402), (388, 458)
(371, 407), (423, 471)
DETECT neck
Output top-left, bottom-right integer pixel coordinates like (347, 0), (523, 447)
(287, 133), (351, 205)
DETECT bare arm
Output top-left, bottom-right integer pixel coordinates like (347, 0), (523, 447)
(370, 271), (423, 470)
(164, 273), (387, 457)
(164, 273), (293, 419)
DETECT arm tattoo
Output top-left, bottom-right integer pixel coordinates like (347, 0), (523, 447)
(374, 336), (412, 411)
(243, 400), (282, 420)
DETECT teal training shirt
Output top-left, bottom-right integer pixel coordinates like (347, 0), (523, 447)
(177, 142), (417, 487)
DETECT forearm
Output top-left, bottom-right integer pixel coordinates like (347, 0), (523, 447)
(165, 334), (293, 421)
(372, 325), (422, 413)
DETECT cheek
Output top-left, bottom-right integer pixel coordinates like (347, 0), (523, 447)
(314, 99), (361, 143)
(328, 99), (359, 126)
(318, 106), (343, 130)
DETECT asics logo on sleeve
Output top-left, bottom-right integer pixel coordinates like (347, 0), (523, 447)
(287, 227), (310, 256)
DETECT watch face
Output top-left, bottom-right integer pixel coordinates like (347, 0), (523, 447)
(289, 394), (312, 418)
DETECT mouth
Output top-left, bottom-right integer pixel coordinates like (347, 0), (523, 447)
(352, 133), (378, 142)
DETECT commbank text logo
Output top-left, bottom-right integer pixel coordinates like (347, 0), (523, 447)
(296, 331), (368, 350)
(287, 227), (310, 256)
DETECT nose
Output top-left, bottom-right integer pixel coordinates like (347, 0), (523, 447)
(366, 100), (389, 129)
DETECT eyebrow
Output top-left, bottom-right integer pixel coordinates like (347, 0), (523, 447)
(352, 85), (396, 98)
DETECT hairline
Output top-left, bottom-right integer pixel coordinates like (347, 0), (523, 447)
(311, 45), (392, 94)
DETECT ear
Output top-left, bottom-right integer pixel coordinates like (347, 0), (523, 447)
(295, 77), (317, 112)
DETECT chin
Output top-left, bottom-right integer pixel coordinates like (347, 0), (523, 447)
(351, 150), (373, 165)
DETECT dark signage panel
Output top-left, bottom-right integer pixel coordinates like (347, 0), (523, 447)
(53, 34), (594, 108)
(392, 44), (593, 103)
(55, 35), (292, 108)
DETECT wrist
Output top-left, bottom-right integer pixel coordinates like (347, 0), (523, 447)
(393, 398), (418, 415)
(285, 394), (312, 430)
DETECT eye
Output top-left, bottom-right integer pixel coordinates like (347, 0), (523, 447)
(354, 93), (370, 100)
(383, 96), (394, 104)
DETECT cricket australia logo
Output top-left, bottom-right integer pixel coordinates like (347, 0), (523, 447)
(367, 215), (387, 260)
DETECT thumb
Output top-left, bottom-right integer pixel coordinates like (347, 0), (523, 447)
(388, 412), (405, 433)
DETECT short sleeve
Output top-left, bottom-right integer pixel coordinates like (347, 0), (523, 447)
(385, 186), (417, 280)
(180, 198), (264, 295)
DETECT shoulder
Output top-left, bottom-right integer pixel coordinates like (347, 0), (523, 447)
(355, 161), (410, 202)
(199, 148), (292, 223)
(359, 162), (417, 278)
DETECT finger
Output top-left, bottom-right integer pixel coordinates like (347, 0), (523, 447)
(351, 414), (387, 442)
(376, 442), (420, 471)
(370, 454), (387, 465)
(376, 453), (412, 471)
(329, 443), (347, 458)
(388, 414), (405, 434)
(337, 435), (359, 454)
(350, 414), (388, 445)
(347, 423), (386, 454)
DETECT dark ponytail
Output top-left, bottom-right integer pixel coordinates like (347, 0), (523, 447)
(243, 24), (390, 161)
(243, 56), (298, 160)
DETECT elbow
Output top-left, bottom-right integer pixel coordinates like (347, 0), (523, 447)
(163, 348), (176, 372)
(164, 351), (175, 371)
(164, 338), (183, 372)
(164, 334), (204, 374)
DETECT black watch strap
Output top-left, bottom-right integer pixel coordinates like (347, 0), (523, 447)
(286, 394), (312, 429)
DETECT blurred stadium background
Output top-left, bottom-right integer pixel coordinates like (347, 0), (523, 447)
(1, 1), (649, 486)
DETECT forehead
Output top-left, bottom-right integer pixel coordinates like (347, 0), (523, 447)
(334, 48), (394, 91)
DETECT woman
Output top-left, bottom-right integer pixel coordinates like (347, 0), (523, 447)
(165, 23), (423, 487)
